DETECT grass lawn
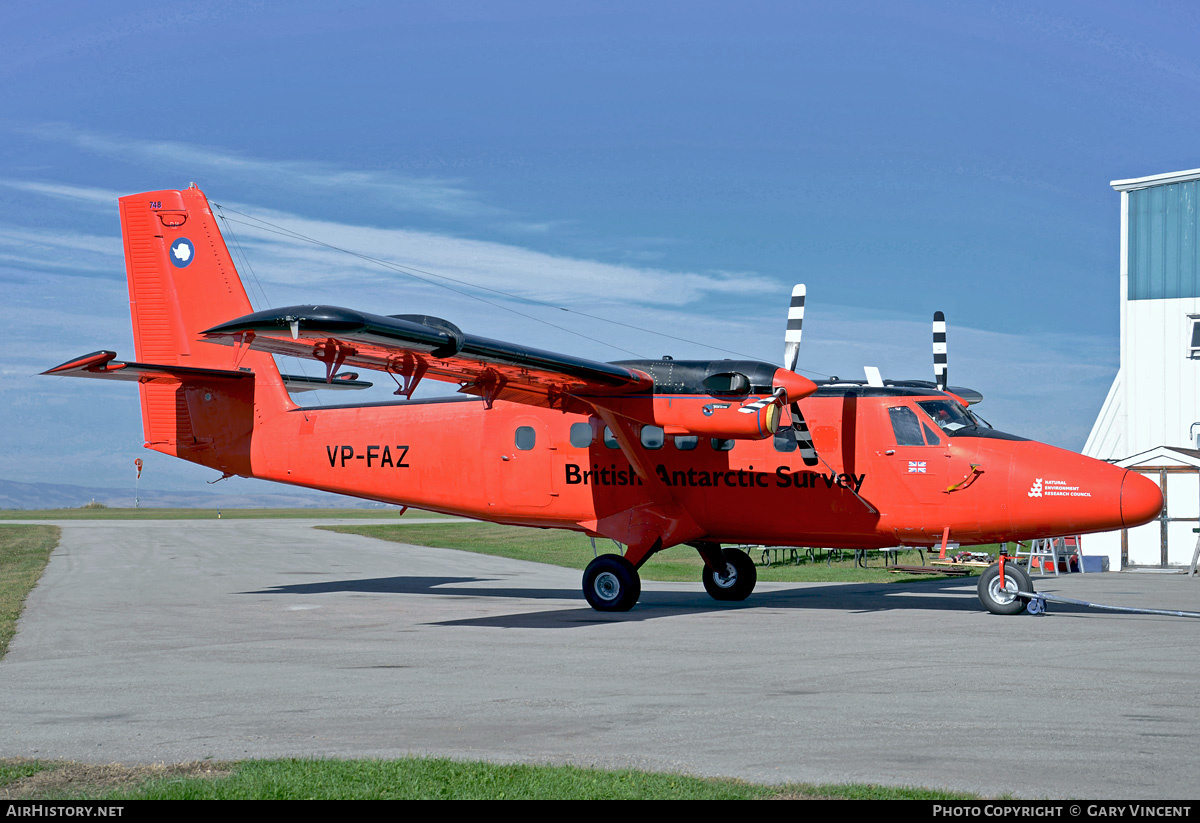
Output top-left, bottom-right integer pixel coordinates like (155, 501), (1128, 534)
(323, 521), (984, 584)
(0, 757), (979, 800)
(0, 507), (438, 521)
(0, 524), (58, 659)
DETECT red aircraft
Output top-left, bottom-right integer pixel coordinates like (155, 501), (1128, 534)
(44, 186), (1164, 614)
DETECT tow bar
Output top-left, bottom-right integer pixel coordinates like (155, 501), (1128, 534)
(1019, 590), (1200, 619)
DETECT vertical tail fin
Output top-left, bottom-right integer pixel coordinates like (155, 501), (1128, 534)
(120, 186), (270, 370)
(119, 186), (291, 462)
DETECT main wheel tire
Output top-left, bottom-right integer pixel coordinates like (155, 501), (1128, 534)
(978, 562), (1033, 615)
(702, 547), (758, 602)
(583, 554), (641, 612)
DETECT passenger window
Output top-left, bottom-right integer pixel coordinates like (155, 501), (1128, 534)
(603, 426), (620, 449)
(640, 425), (665, 449)
(888, 407), (925, 446)
(569, 421), (593, 448)
(515, 426), (536, 450)
(711, 438), (735, 452)
(673, 435), (699, 451)
(773, 428), (797, 453)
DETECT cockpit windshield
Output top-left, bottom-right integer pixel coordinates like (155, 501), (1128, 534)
(918, 399), (981, 433)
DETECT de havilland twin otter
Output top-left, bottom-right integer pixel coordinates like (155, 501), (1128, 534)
(45, 186), (1163, 614)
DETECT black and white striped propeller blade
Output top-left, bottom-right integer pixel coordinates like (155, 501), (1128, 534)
(782, 283), (818, 467)
(738, 386), (785, 416)
(790, 403), (819, 466)
(933, 311), (948, 392)
(784, 284), (805, 373)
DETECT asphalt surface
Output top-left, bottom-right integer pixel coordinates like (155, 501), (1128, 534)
(2, 518), (1198, 799)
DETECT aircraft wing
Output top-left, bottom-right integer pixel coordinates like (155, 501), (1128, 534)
(200, 305), (653, 408)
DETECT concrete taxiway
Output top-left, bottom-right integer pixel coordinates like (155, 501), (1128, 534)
(1, 518), (1198, 799)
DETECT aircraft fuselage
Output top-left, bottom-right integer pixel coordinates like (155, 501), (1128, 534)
(169, 385), (1158, 554)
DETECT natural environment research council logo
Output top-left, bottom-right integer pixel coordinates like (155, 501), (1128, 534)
(1028, 478), (1043, 498)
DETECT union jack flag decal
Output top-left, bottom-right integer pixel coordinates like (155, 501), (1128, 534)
(908, 461), (927, 474)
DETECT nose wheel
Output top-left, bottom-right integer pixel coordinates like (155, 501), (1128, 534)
(978, 561), (1033, 615)
(701, 547), (757, 601)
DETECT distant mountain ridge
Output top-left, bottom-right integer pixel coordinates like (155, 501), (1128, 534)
(0, 479), (388, 510)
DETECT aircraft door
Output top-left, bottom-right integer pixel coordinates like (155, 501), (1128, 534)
(489, 415), (556, 509)
(876, 403), (950, 507)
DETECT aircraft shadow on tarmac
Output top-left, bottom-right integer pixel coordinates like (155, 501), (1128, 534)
(244, 575), (1092, 628)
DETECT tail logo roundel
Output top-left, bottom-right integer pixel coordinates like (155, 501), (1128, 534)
(169, 237), (195, 268)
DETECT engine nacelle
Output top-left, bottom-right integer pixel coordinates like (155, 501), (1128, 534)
(595, 395), (782, 440)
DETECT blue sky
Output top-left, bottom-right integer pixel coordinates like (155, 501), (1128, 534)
(2, 1), (1198, 492)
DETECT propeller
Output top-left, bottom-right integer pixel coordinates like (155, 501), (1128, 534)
(781, 284), (819, 467)
(784, 284), (804, 372)
(929, 310), (986, 410)
(933, 310), (948, 392)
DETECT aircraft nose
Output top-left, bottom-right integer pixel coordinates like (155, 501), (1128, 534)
(1121, 470), (1163, 528)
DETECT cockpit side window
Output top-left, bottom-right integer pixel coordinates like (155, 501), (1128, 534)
(922, 422), (941, 446)
(888, 406), (926, 446)
(918, 399), (975, 433)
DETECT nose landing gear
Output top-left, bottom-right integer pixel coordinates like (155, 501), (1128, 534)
(977, 561), (1033, 615)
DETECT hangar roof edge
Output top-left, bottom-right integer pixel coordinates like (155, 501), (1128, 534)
(1111, 168), (1200, 192)
(1115, 445), (1200, 470)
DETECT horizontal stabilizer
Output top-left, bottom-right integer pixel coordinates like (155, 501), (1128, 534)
(42, 351), (251, 384)
(280, 372), (373, 392)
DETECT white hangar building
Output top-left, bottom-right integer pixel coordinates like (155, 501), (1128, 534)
(1083, 167), (1200, 570)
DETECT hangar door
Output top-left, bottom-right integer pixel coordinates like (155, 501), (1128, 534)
(1124, 465), (1200, 569)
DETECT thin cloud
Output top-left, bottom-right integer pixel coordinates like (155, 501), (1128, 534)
(0, 227), (123, 274)
(210, 201), (778, 309)
(22, 125), (495, 218)
(0, 179), (123, 207)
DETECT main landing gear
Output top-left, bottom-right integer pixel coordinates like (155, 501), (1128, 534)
(583, 554), (641, 612)
(581, 543), (759, 612)
(700, 546), (757, 602)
